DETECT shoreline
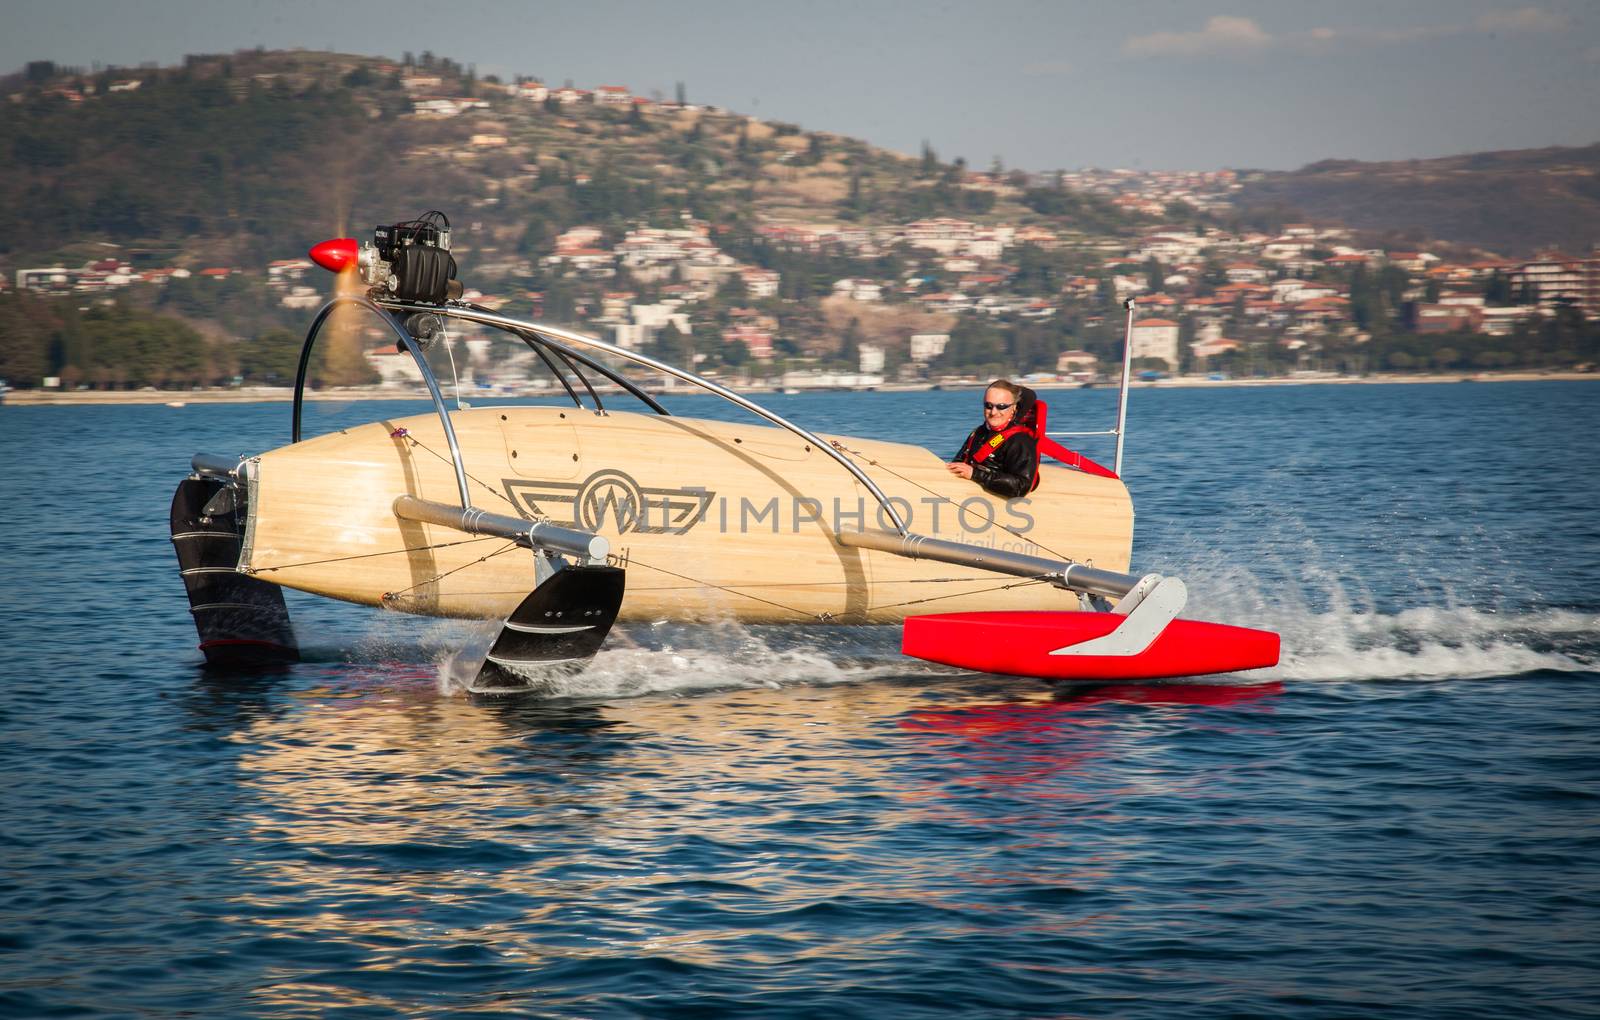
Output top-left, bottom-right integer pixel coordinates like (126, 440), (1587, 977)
(3, 371), (1596, 406)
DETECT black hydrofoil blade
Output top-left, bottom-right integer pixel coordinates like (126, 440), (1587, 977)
(473, 564), (626, 694)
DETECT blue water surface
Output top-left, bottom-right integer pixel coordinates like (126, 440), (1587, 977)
(1, 381), (1598, 1018)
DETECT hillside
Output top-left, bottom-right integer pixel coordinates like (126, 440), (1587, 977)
(0, 49), (1138, 272)
(1235, 144), (1600, 257)
(2, 48), (1596, 393)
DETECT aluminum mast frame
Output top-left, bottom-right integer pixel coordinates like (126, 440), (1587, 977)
(294, 295), (473, 508)
(292, 295), (911, 533)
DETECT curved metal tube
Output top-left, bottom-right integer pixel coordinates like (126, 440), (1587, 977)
(380, 301), (911, 534)
(550, 344), (605, 412)
(295, 295), (472, 510)
(527, 340), (586, 409)
(397, 331), (472, 509)
(292, 299), (346, 444)
(839, 528), (1140, 599)
(510, 327), (670, 416)
(394, 495), (608, 562)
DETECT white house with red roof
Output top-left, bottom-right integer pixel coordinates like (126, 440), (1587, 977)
(904, 218), (976, 255)
(833, 278), (883, 302)
(1014, 225), (1060, 250)
(1138, 234), (1203, 262)
(966, 233), (1006, 260)
(1112, 275), (1149, 300)
(1386, 251), (1437, 272)
(1055, 349), (1098, 373)
(1190, 336), (1243, 360)
(1273, 279), (1343, 304)
(740, 267), (780, 298)
(555, 226), (605, 252)
(1323, 253), (1371, 270)
(1225, 261), (1268, 284)
(1130, 318), (1180, 368)
(1261, 236), (1315, 261)
(542, 248), (615, 273)
(1509, 250), (1596, 312)
(722, 324), (774, 360)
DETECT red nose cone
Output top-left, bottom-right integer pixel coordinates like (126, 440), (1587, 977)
(309, 237), (359, 273)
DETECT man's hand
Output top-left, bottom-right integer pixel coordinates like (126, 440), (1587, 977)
(947, 461), (974, 479)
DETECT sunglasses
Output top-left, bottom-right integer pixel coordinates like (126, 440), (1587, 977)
(983, 401), (1013, 412)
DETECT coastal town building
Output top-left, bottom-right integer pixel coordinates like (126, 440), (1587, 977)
(1130, 318), (1181, 369)
(909, 334), (950, 363)
(1055, 349), (1098, 373)
(1414, 303), (1483, 334)
(1191, 337), (1244, 361)
(1508, 250), (1600, 314)
(722, 324), (774, 360)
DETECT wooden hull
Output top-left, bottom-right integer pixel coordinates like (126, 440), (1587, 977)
(242, 406), (1133, 623)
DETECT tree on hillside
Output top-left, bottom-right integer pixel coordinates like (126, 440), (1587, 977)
(658, 320), (693, 367)
(838, 318), (862, 369)
(237, 328), (304, 384)
(842, 166), (865, 219)
(0, 291), (60, 386)
(938, 317), (1005, 373)
(1145, 258), (1164, 294)
(802, 132), (825, 166)
(718, 337), (750, 369)
(70, 303), (212, 388)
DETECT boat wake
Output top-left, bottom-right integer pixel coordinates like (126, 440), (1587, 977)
(304, 590), (1598, 698)
(1270, 605), (1599, 682)
(433, 621), (925, 699)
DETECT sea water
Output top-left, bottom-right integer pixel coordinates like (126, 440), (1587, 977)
(1, 382), (1597, 1017)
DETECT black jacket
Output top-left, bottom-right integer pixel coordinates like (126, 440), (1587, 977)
(953, 425), (1038, 499)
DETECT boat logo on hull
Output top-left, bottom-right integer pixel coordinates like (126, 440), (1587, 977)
(503, 470), (715, 536)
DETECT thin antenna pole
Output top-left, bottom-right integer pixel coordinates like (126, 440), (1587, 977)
(1114, 298), (1136, 476)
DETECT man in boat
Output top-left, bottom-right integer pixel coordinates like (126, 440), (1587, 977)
(948, 379), (1041, 498)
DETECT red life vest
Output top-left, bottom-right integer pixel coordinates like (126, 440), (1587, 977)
(962, 398), (1119, 490)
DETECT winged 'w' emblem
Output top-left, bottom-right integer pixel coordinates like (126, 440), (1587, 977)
(502, 469), (714, 535)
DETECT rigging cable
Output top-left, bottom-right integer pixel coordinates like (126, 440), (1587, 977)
(381, 541), (524, 604)
(249, 536), (499, 574)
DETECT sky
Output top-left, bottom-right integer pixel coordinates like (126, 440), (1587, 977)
(4, 0), (1598, 172)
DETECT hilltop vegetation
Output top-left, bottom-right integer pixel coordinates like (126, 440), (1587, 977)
(1236, 144), (1600, 257)
(0, 49), (1136, 268)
